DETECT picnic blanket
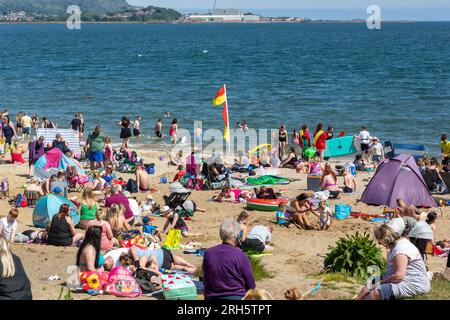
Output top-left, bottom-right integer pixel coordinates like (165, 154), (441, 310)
(246, 175), (291, 186)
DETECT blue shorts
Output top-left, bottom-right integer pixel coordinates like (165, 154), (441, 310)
(89, 151), (104, 162)
(379, 284), (394, 300)
(23, 127), (31, 135)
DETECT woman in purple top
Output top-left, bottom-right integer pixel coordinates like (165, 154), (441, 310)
(202, 218), (256, 300)
(28, 136), (45, 177)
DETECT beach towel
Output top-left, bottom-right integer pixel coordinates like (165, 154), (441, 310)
(246, 175), (290, 186)
(120, 236), (147, 249)
(105, 267), (141, 298)
(161, 274), (197, 300)
(44, 148), (63, 169)
(79, 271), (109, 295)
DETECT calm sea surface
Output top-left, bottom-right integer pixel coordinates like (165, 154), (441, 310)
(0, 22), (449, 154)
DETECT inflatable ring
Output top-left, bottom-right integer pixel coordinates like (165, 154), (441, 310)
(246, 198), (288, 212)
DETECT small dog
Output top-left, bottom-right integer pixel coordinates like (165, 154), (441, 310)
(285, 287), (303, 300)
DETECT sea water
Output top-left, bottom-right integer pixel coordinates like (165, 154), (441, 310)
(0, 22), (449, 155)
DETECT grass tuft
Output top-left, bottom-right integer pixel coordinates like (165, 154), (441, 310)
(407, 280), (450, 300)
(248, 256), (274, 281)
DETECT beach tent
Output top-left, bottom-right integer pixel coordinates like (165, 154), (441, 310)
(360, 154), (436, 208)
(33, 194), (80, 228)
(36, 128), (81, 156)
(34, 148), (86, 181)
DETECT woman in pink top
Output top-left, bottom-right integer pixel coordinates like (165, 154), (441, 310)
(86, 208), (116, 251)
(103, 137), (114, 166)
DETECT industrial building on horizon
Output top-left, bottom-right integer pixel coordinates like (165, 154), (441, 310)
(187, 8), (261, 23)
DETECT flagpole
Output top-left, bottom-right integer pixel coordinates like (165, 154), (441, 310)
(224, 84), (230, 154)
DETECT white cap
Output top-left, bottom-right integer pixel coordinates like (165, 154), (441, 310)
(387, 218), (405, 236)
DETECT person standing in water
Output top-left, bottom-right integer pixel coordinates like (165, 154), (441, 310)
(119, 116), (132, 149)
(170, 119), (178, 144)
(357, 126), (371, 160)
(133, 116), (142, 138)
(155, 118), (163, 138)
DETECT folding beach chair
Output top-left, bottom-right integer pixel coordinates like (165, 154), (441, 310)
(201, 162), (226, 191)
(163, 192), (192, 210)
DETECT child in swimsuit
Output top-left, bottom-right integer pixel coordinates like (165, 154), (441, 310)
(312, 200), (333, 230)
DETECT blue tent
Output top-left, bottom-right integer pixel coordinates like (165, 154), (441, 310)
(33, 194), (80, 228)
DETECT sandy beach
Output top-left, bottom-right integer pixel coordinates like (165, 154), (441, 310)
(1, 148), (448, 300)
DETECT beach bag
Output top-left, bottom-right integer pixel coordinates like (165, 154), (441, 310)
(134, 269), (161, 293)
(104, 267), (142, 298)
(161, 274), (197, 300)
(80, 271), (109, 295)
(334, 204), (352, 220)
(163, 230), (182, 250)
(16, 194), (28, 208)
(126, 178), (138, 193)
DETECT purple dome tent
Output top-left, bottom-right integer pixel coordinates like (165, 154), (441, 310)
(360, 154), (436, 208)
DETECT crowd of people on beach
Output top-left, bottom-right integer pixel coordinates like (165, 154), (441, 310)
(0, 109), (449, 300)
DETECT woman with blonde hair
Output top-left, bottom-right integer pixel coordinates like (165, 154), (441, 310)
(91, 171), (106, 201)
(356, 224), (430, 300)
(0, 236), (32, 299)
(86, 208), (117, 251)
(320, 163), (342, 198)
(78, 188), (98, 230)
(106, 204), (131, 238)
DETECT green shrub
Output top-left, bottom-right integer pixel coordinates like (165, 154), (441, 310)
(323, 232), (386, 280)
(248, 256), (273, 281)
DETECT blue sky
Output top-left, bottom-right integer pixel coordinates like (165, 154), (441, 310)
(126, 1), (450, 20)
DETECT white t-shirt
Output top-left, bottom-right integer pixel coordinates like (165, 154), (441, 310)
(359, 130), (371, 144)
(104, 248), (130, 267)
(128, 198), (141, 217)
(0, 217), (17, 240)
(246, 226), (272, 244)
(370, 143), (383, 156)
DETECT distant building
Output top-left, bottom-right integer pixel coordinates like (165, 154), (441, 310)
(188, 8), (260, 23)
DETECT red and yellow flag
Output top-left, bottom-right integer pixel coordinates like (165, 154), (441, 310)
(213, 85), (230, 143)
(212, 85), (226, 106)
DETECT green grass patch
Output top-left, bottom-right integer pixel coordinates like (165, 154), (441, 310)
(407, 280), (450, 300)
(320, 272), (354, 284)
(321, 282), (339, 290)
(248, 256), (274, 281)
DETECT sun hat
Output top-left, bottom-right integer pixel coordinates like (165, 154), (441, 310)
(387, 218), (405, 236)
(160, 206), (173, 216)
